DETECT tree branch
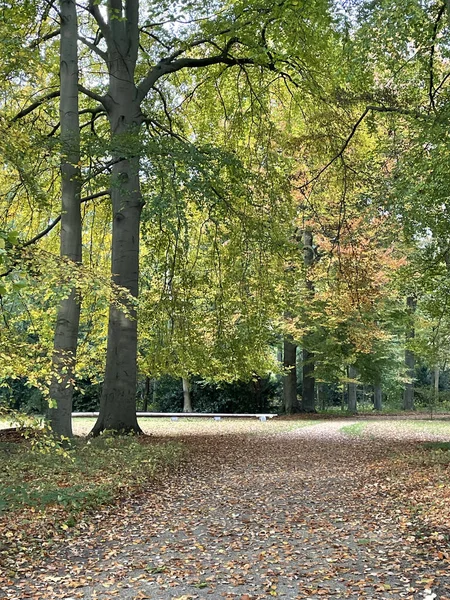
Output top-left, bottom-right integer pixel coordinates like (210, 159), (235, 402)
(0, 190), (111, 278)
(299, 104), (426, 191)
(428, 4), (446, 112)
(12, 90), (60, 121)
(22, 190), (111, 248)
(78, 35), (108, 61)
(29, 28), (60, 48)
(78, 84), (108, 108)
(87, 0), (111, 47)
(137, 46), (254, 102)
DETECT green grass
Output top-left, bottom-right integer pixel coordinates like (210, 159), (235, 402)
(340, 422), (366, 437)
(400, 419), (450, 434)
(423, 441), (450, 450)
(0, 434), (183, 519)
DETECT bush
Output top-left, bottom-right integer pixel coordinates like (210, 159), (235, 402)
(152, 374), (281, 413)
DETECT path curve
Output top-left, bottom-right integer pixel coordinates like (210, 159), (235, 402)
(2, 421), (449, 600)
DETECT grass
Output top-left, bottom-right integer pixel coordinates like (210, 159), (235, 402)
(404, 419), (450, 433)
(423, 441), (450, 451)
(340, 422), (366, 437)
(0, 433), (183, 520)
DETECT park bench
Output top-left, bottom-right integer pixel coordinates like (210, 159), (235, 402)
(72, 412), (277, 422)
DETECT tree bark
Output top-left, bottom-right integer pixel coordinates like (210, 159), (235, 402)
(143, 376), (150, 411)
(374, 383), (382, 411)
(403, 295), (417, 411)
(300, 229), (316, 413)
(433, 365), (439, 403)
(48, 0), (81, 438)
(91, 13), (143, 434)
(182, 377), (192, 412)
(283, 338), (297, 414)
(348, 364), (358, 414)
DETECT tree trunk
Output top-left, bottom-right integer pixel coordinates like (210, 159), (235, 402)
(143, 376), (150, 411)
(301, 228), (316, 412)
(374, 383), (382, 411)
(348, 364), (358, 414)
(91, 31), (143, 434)
(302, 347), (316, 412)
(182, 377), (192, 412)
(434, 365), (439, 403)
(283, 338), (297, 414)
(48, 0), (81, 438)
(403, 295), (417, 411)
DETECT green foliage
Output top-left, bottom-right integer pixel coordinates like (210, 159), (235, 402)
(152, 374), (281, 413)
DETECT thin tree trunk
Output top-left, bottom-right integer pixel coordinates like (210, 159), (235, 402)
(374, 383), (382, 411)
(301, 228), (316, 412)
(348, 365), (358, 414)
(143, 376), (150, 411)
(434, 365), (439, 403)
(48, 0), (81, 438)
(302, 347), (316, 412)
(182, 377), (192, 412)
(283, 338), (297, 414)
(403, 295), (417, 411)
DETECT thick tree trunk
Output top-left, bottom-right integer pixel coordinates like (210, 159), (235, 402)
(182, 377), (192, 412)
(374, 383), (382, 411)
(48, 0), (81, 438)
(91, 40), (143, 434)
(348, 364), (358, 414)
(301, 229), (316, 412)
(283, 338), (297, 414)
(92, 153), (142, 434)
(403, 296), (417, 411)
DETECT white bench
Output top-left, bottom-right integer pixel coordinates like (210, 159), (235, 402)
(72, 412), (277, 422)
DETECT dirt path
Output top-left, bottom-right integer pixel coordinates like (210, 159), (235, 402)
(2, 422), (450, 599)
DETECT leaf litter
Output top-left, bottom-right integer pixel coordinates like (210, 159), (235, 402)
(1, 418), (450, 599)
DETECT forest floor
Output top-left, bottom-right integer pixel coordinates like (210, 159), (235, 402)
(1, 418), (450, 599)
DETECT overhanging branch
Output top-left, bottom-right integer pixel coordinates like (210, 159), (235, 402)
(298, 104), (426, 191)
(22, 189), (111, 248)
(12, 90), (60, 122)
(137, 39), (255, 102)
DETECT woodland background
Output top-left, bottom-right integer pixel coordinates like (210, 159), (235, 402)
(1, 0), (450, 435)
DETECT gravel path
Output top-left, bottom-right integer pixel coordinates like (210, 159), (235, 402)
(2, 421), (450, 600)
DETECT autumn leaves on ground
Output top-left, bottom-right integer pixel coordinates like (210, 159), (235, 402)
(1, 419), (450, 599)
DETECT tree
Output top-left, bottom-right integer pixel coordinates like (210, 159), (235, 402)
(182, 378), (192, 413)
(283, 338), (298, 414)
(301, 228), (316, 412)
(348, 364), (358, 414)
(403, 296), (417, 411)
(47, 0), (82, 438)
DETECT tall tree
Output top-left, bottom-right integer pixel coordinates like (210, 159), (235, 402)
(48, 0), (82, 437)
(348, 364), (358, 414)
(301, 228), (316, 412)
(79, 0), (338, 432)
(283, 338), (298, 414)
(403, 295), (417, 411)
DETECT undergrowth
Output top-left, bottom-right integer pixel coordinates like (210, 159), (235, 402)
(0, 433), (184, 521)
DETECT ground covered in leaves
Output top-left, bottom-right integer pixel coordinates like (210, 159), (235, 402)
(1, 418), (450, 599)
